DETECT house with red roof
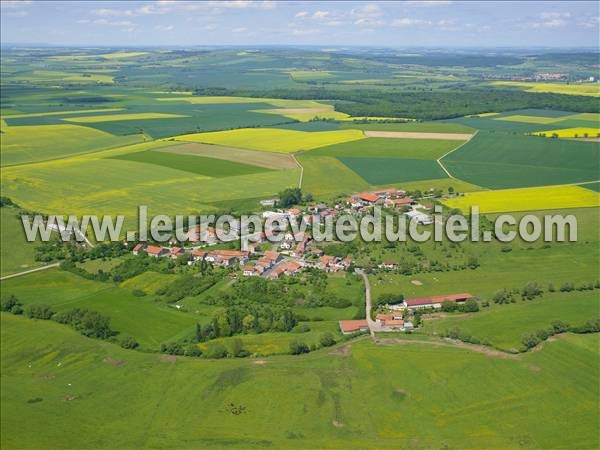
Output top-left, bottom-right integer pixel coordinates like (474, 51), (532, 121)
(339, 320), (369, 334)
(132, 243), (145, 256)
(403, 293), (473, 309)
(145, 245), (166, 258)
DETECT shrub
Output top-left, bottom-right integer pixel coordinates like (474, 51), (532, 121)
(289, 340), (310, 355)
(25, 304), (54, 320)
(319, 332), (336, 347)
(120, 336), (139, 350)
(521, 281), (543, 300)
(460, 298), (480, 313)
(131, 289), (147, 297)
(521, 333), (541, 349)
(204, 342), (228, 359)
(184, 344), (203, 357)
(160, 342), (185, 355)
(54, 308), (114, 339)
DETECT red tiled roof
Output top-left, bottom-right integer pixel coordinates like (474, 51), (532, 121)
(264, 251), (280, 260)
(405, 293), (473, 307)
(146, 245), (163, 255)
(393, 197), (414, 205)
(213, 250), (249, 257)
(133, 243), (143, 252)
(358, 192), (379, 203)
(339, 320), (369, 333)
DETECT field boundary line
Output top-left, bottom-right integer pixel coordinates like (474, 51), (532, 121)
(436, 130), (478, 180)
(291, 153), (304, 188)
(0, 263), (60, 281)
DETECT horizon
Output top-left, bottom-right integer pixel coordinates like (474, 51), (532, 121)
(2, 1), (599, 48)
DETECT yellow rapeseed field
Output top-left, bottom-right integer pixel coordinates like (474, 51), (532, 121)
(491, 81), (600, 97)
(442, 185), (600, 213)
(531, 127), (600, 138)
(172, 128), (366, 153)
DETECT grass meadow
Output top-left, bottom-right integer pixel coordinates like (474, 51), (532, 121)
(0, 207), (42, 276)
(420, 291), (600, 351)
(2, 313), (598, 449)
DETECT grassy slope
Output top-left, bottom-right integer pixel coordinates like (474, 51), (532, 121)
(0, 123), (142, 166)
(1, 313), (598, 449)
(0, 207), (42, 276)
(0, 269), (197, 350)
(420, 291), (600, 351)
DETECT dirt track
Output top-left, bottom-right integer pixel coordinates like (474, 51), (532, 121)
(364, 131), (473, 140)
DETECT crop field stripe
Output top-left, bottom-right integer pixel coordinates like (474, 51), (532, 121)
(436, 130), (479, 180)
(110, 150), (271, 177)
(363, 131), (473, 140)
(155, 143), (298, 170)
(64, 113), (189, 123)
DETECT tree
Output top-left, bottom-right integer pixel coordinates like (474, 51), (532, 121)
(278, 188), (303, 208)
(448, 186), (454, 194)
(319, 332), (336, 347)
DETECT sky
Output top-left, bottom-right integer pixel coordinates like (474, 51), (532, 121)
(1, 1), (599, 48)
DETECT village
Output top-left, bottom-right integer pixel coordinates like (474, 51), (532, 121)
(130, 187), (472, 335)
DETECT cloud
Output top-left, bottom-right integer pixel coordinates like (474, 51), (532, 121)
(91, 8), (135, 17)
(92, 19), (136, 28)
(295, 11), (308, 18)
(312, 11), (330, 19)
(154, 24), (174, 31)
(1, 1), (32, 9)
(232, 27), (247, 33)
(404, 1), (452, 6)
(392, 18), (432, 27)
(531, 12), (571, 28)
(355, 17), (385, 27)
(351, 3), (382, 18)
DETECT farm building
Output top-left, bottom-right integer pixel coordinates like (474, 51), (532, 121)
(339, 320), (369, 334)
(403, 293), (473, 309)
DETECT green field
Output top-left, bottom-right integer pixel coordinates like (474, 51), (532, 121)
(339, 157), (448, 185)
(0, 124), (142, 166)
(442, 131), (600, 189)
(2, 313), (598, 449)
(420, 291), (600, 351)
(341, 121), (475, 133)
(308, 137), (464, 160)
(0, 269), (198, 349)
(111, 149), (271, 177)
(1, 143), (299, 225)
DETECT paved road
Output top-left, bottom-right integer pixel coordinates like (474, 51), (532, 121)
(0, 263), (60, 281)
(355, 268), (376, 336)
